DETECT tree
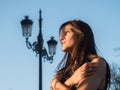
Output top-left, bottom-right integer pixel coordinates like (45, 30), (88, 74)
(110, 63), (120, 90)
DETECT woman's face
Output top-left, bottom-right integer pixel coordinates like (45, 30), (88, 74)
(59, 24), (78, 53)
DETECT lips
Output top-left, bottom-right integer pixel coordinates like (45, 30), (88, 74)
(61, 42), (64, 45)
(61, 41), (65, 45)
(61, 42), (65, 47)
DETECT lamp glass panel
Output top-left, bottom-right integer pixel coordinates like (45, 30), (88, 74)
(48, 44), (56, 56)
(22, 24), (32, 38)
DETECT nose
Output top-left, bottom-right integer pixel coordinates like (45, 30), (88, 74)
(59, 35), (65, 41)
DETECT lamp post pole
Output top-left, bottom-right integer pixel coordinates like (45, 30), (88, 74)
(38, 10), (43, 90)
(20, 10), (57, 90)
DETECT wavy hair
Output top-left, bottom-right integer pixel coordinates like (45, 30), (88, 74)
(56, 20), (111, 90)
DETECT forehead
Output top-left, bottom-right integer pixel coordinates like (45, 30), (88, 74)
(64, 24), (73, 29)
(61, 24), (74, 31)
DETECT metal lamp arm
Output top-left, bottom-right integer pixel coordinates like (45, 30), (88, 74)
(41, 47), (53, 63)
(26, 38), (32, 49)
(25, 38), (53, 63)
(25, 38), (38, 55)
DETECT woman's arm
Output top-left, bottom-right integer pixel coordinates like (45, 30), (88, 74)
(50, 78), (71, 90)
(64, 62), (98, 88)
(50, 62), (98, 90)
(76, 58), (106, 90)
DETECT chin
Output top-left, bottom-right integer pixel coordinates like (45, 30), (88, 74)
(61, 48), (67, 52)
(61, 49), (66, 52)
(62, 48), (70, 53)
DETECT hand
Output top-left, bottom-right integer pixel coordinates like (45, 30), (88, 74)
(65, 62), (98, 86)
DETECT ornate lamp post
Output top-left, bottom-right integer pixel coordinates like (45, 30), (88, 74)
(20, 10), (57, 90)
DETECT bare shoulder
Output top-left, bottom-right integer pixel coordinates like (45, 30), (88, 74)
(92, 57), (106, 66)
(76, 57), (107, 90)
(91, 57), (107, 76)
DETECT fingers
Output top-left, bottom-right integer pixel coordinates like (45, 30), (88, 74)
(86, 63), (98, 76)
(71, 62), (98, 84)
(88, 63), (98, 71)
(80, 62), (98, 71)
(79, 62), (98, 78)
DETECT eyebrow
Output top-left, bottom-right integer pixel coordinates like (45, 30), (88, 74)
(64, 28), (75, 32)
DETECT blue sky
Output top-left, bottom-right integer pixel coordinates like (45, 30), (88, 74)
(0, 0), (120, 90)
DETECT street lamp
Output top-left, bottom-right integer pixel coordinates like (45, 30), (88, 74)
(20, 10), (57, 90)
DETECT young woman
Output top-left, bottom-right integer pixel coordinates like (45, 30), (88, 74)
(50, 20), (111, 90)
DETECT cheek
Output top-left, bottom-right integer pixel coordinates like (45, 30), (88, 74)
(72, 35), (79, 43)
(68, 36), (78, 46)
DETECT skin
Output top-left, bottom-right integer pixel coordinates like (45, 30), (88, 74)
(59, 24), (78, 53)
(76, 58), (106, 90)
(50, 62), (98, 90)
(50, 24), (106, 90)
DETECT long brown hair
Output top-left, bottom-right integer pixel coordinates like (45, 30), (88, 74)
(56, 20), (111, 90)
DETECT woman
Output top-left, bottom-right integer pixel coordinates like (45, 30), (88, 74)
(50, 20), (111, 90)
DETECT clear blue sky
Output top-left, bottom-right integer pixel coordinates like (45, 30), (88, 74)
(0, 0), (120, 90)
